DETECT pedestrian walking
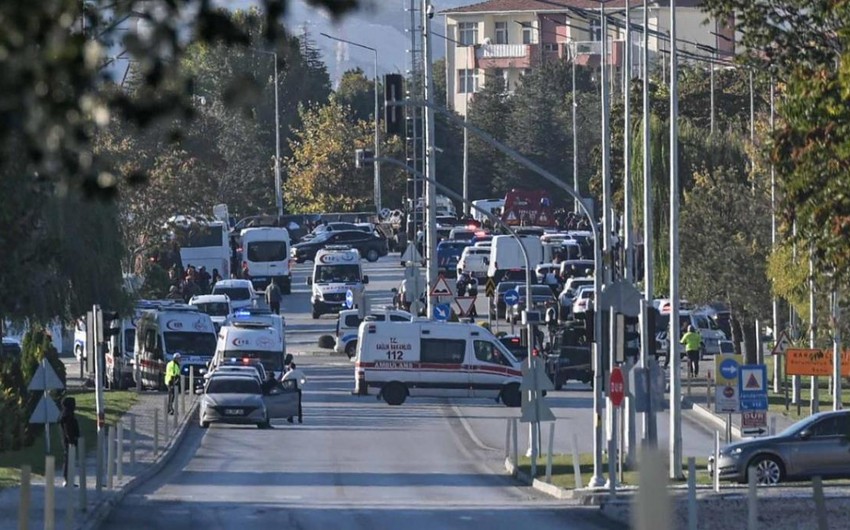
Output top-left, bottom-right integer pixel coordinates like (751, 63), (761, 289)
(680, 325), (702, 377)
(165, 353), (181, 415)
(59, 396), (79, 487)
(281, 362), (307, 424)
(265, 280), (282, 314)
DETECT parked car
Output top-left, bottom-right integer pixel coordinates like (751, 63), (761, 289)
(291, 230), (388, 263)
(491, 281), (522, 319)
(299, 222), (360, 242)
(211, 279), (257, 311)
(506, 285), (557, 324)
(708, 410), (850, 485)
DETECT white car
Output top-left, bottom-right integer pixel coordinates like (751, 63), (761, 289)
(535, 263), (560, 284)
(572, 287), (594, 315)
(558, 277), (594, 308)
(211, 279), (257, 311)
(189, 294), (232, 332)
(456, 246), (490, 278)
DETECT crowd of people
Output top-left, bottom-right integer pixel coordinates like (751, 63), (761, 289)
(166, 263), (223, 303)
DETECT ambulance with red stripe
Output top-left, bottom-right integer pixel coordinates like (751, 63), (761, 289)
(354, 321), (523, 407)
(135, 304), (217, 390)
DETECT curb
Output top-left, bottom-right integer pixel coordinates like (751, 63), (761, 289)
(503, 457), (605, 505)
(683, 397), (743, 441)
(76, 400), (199, 530)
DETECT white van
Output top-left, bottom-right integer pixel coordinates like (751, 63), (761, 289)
(225, 308), (287, 358)
(189, 294), (232, 332)
(354, 321), (524, 407)
(212, 321), (287, 377)
(471, 198), (505, 222)
(456, 245), (490, 278)
(240, 227), (292, 294)
(307, 246), (369, 319)
(105, 316), (137, 390)
(487, 234), (544, 281)
(135, 304), (217, 390)
(335, 308), (413, 358)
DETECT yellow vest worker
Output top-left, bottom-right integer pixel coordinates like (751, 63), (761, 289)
(680, 326), (702, 378)
(165, 353), (181, 386)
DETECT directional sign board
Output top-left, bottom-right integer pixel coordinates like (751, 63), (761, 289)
(454, 296), (476, 317)
(741, 411), (768, 437)
(485, 278), (496, 298)
(433, 303), (451, 322)
(504, 289), (520, 307)
(770, 330), (791, 356)
(715, 354), (742, 413)
(345, 289), (355, 310)
(430, 276), (453, 297)
(739, 364), (768, 411)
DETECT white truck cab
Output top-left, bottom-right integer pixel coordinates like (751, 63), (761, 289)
(354, 321), (524, 407)
(307, 246), (369, 319)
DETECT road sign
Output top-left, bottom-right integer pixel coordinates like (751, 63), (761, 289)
(454, 296), (476, 317)
(739, 364), (768, 411)
(345, 289), (355, 310)
(27, 362), (65, 392)
(504, 289), (520, 307)
(29, 396), (61, 424)
(430, 276), (453, 297)
(786, 348), (850, 376)
(741, 411), (768, 437)
(485, 277), (496, 298)
(520, 358), (555, 423)
(400, 243), (423, 265)
(433, 303), (451, 322)
(609, 367), (625, 407)
(770, 330), (791, 356)
(715, 354), (742, 413)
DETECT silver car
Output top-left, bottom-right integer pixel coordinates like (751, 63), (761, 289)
(709, 410), (850, 484)
(199, 375), (299, 429)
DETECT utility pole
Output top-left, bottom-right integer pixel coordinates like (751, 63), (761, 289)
(571, 42), (580, 214)
(273, 55), (283, 216)
(832, 285), (842, 411)
(623, 0), (633, 283)
(770, 80), (779, 393)
(640, 0), (656, 447)
(810, 248), (819, 414)
(422, 0), (438, 317)
(600, 2), (612, 286)
(668, 0), (683, 480)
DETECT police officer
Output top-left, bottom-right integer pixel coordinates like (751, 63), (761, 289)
(265, 280), (282, 314)
(281, 362), (307, 424)
(165, 353), (181, 415)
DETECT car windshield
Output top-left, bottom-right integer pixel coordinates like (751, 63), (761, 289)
(213, 287), (251, 301)
(195, 302), (230, 317)
(316, 264), (361, 283)
(225, 351), (283, 373)
(163, 332), (217, 357)
(124, 329), (135, 355)
(247, 241), (287, 262)
(206, 378), (261, 395)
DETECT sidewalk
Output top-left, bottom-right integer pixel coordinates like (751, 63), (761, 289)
(0, 389), (198, 530)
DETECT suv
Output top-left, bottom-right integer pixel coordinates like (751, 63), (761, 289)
(292, 230), (388, 263)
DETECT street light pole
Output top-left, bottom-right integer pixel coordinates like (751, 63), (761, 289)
(422, 0), (439, 318)
(623, 0), (633, 283)
(250, 48), (284, 216)
(572, 42), (579, 214)
(320, 33), (382, 213)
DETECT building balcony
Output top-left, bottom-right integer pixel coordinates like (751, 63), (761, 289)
(474, 43), (538, 69)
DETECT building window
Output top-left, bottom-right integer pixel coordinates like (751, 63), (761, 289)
(458, 69), (478, 93)
(458, 22), (478, 46)
(495, 21), (508, 44)
(589, 19), (602, 41)
(522, 26), (534, 45)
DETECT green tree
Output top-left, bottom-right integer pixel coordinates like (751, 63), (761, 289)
(336, 68), (375, 123)
(467, 74), (513, 199)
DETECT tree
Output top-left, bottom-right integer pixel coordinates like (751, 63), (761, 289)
(467, 74), (513, 199)
(336, 68), (375, 123)
(283, 100), (406, 213)
(680, 167), (772, 361)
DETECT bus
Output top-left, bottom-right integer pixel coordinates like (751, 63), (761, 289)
(171, 218), (231, 278)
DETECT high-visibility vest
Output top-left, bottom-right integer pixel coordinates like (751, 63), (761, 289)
(165, 360), (180, 385)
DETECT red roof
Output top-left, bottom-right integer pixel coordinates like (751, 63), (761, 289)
(443, 0), (703, 14)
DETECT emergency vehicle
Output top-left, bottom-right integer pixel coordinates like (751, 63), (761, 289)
(354, 321), (523, 407)
(307, 246), (369, 319)
(335, 308), (413, 358)
(135, 304), (217, 390)
(104, 310), (140, 390)
(212, 321), (287, 377)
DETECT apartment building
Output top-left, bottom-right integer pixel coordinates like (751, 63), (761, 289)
(442, 0), (736, 116)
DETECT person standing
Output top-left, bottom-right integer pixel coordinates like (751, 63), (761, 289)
(59, 396), (79, 487)
(265, 280), (282, 314)
(165, 353), (181, 415)
(281, 362), (307, 424)
(680, 325), (702, 377)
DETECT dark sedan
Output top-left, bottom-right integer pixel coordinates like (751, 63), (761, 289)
(709, 410), (850, 484)
(291, 230), (388, 263)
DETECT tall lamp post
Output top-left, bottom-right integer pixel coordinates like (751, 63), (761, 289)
(252, 48), (284, 217)
(321, 33), (382, 213)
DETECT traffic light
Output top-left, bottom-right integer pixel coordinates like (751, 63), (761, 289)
(384, 74), (404, 136)
(623, 314), (640, 362)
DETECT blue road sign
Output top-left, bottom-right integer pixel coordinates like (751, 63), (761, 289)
(739, 364), (768, 411)
(345, 289), (355, 309)
(433, 303), (451, 322)
(504, 289), (520, 307)
(719, 357), (740, 380)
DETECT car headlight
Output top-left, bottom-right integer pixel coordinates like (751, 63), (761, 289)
(725, 447), (743, 457)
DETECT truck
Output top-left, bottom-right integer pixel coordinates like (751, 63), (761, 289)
(501, 189), (556, 228)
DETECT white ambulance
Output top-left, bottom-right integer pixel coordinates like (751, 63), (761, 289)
(135, 304), (217, 390)
(307, 246), (369, 319)
(212, 321), (287, 378)
(354, 321), (523, 407)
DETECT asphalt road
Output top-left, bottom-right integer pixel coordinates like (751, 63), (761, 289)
(97, 254), (719, 529)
